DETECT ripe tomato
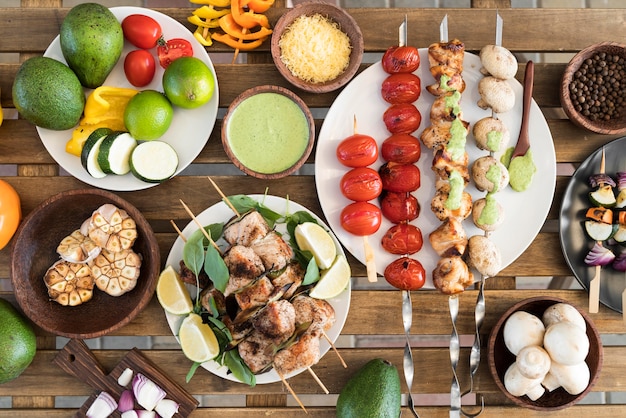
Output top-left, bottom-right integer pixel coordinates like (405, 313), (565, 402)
(381, 223), (423, 255)
(380, 191), (419, 223)
(384, 257), (426, 290)
(379, 162), (421, 193)
(340, 201), (382, 236)
(382, 45), (420, 74)
(383, 103), (422, 134)
(122, 14), (162, 49)
(340, 167), (383, 202)
(157, 38), (194, 69)
(336, 134), (379, 168)
(0, 180), (21, 250)
(124, 50), (156, 87)
(381, 133), (421, 164)
(381, 73), (421, 104)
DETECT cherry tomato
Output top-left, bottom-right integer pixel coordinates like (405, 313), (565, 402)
(157, 38), (194, 69)
(124, 50), (156, 87)
(340, 201), (382, 236)
(0, 180), (21, 250)
(379, 162), (421, 193)
(383, 103), (422, 134)
(340, 167), (383, 202)
(336, 134), (379, 168)
(381, 73), (421, 104)
(122, 14), (162, 49)
(384, 257), (426, 290)
(381, 224), (423, 255)
(380, 191), (419, 223)
(381, 133), (421, 164)
(382, 45), (420, 74)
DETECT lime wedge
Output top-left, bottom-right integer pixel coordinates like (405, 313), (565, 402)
(156, 265), (193, 315)
(309, 254), (351, 299)
(295, 222), (337, 269)
(179, 313), (219, 363)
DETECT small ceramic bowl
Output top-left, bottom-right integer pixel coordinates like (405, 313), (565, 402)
(222, 85), (315, 179)
(560, 41), (626, 135)
(10, 189), (160, 339)
(488, 296), (603, 411)
(270, 1), (363, 93)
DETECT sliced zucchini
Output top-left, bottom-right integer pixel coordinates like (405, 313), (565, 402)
(97, 132), (137, 175)
(613, 224), (626, 244)
(130, 141), (178, 183)
(584, 219), (616, 241)
(81, 128), (112, 179)
(589, 185), (616, 208)
(615, 189), (626, 209)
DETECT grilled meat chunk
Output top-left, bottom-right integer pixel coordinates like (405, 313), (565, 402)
(273, 332), (321, 376)
(250, 230), (293, 272)
(252, 300), (296, 340)
(238, 330), (276, 374)
(235, 276), (275, 311)
(432, 256), (474, 295)
(431, 182), (472, 221)
(428, 217), (468, 257)
(292, 295), (335, 337)
(270, 262), (305, 300)
(224, 210), (270, 247)
(223, 245), (265, 296)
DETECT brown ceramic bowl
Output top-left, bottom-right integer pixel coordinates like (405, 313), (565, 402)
(222, 85), (315, 179)
(270, 1), (363, 93)
(10, 189), (160, 339)
(488, 296), (603, 411)
(560, 41), (626, 135)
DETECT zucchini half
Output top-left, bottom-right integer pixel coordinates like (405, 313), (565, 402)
(81, 128), (113, 179)
(97, 132), (137, 175)
(130, 141), (178, 183)
(589, 185), (617, 208)
(584, 219), (617, 241)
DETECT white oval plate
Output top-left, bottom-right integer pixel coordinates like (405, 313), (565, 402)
(316, 50), (556, 288)
(164, 195), (350, 384)
(39, 6), (219, 191)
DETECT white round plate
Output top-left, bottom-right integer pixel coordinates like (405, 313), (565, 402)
(39, 6), (219, 191)
(164, 195), (350, 384)
(316, 50), (556, 288)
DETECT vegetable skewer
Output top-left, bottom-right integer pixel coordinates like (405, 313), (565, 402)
(588, 148), (608, 314)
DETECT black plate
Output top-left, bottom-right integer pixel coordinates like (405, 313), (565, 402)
(559, 136), (626, 313)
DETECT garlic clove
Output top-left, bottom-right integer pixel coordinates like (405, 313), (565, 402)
(155, 398), (180, 418)
(132, 373), (166, 411)
(86, 391), (117, 418)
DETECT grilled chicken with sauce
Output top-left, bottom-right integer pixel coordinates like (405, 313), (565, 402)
(432, 148), (470, 184)
(431, 182), (472, 221)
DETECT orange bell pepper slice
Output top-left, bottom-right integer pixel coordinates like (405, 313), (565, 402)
(211, 32), (266, 50)
(243, 0), (274, 13)
(218, 14), (272, 40)
(231, 0), (269, 29)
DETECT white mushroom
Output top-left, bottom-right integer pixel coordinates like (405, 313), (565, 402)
(542, 361), (590, 395)
(504, 362), (545, 401)
(467, 235), (502, 277)
(472, 116), (510, 153)
(477, 76), (516, 114)
(503, 311), (545, 355)
(516, 345), (551, 380)
(542, 303), (587, 332)
(471, 155), (510, 193)
(543, 321), (589, 365)
(480, 45), (518, 80)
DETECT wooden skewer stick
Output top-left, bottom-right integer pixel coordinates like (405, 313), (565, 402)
(179, 199), (222, 254)
(322, 331), (347, 368)
(589, 148), (606, 314)
(307, 367), (329, 394)
(169, 220), (187, 242)
(231, 28), (248, 64)
(276, 370), (307, 413)
(208, 176), (241, 217)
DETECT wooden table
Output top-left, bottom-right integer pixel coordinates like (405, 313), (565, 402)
(1, 1), (625, 417)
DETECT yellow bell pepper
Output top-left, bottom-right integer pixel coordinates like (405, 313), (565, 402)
(194, 26), (214, 46)
(189, 0), (231, 7)
(188, 14), (222, 29)
(193, 5), (231, 20)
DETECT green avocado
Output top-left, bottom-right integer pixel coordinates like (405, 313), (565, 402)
(336, 358), (401, 418)
(12, 56), (85, 130)
(0, 298), (36, 384)
(60, 3), (123, 88)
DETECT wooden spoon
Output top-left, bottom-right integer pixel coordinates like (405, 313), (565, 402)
(511, 61), (534, 160)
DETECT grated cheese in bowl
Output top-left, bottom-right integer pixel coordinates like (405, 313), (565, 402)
(278, 13), (352, 84)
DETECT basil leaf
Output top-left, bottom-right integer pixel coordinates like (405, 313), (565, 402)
(186, 362), (202, 383)
(226, 194), (258, 213)
(224, 350), (256, 387)
(183, 237), (205, 278)
(301, 257), (320, 286)
(205, 244), (229, 293)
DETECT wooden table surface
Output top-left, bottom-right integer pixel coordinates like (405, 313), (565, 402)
(1, 1), (625, 417)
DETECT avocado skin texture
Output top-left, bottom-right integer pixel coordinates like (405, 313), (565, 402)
(0, 298), (37, 384)
(12, 56), (85, 130)
(60, 3), (123, 88)
(336, 358), (401, 418)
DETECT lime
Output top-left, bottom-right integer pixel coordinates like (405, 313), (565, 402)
(295, 222), (337, 270)
(179, 313), (219, 363)
(156, 265), (193, 316)
(124, 90), (173, 140)
(162, 57), (215, 109)
(309, 254), (351, 299)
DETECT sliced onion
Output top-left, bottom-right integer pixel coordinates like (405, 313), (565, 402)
(589, 173), (616, 188)
(86, 391), (117, 418)
(118, 390), (134, 413)
(617, 172), (626, 190)
(132, 373), (166, 411)
(155, 398), (180, 418)
(613, 252), (626, 271)
(584, 242), (615, 266)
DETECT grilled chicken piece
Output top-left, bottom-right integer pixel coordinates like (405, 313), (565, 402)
(420, 119), (470, 151)
(270, 262), (304, 300)
(238, 329), (277, 374)
(252, 299), (296, 340)
(432, 148), (469, 184)
(235, 276), (275, 311)
(428, 217), (468, 257)
(90, 248), (141, 297)
(44, 259), (95, 306)
(223, 210), (270, 247)
(431, 182), (472, 221)
(429, 92), (464, 123)
(250, 231), (293, 272)
(426, 71), (466, 96)
(273, 332), (321, 376)
(179, 260), (211, 290)
(81, 204), (137, 253)
(292, 295), (335, 337)
(223, 245), (265, 296)
(200, 287), (227, 317)
(428, 39), (465, 75)
(432, 256), (474, 295)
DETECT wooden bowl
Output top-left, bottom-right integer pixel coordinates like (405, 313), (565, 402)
(10, 189), (160, 339)
(488, 296), (603, 411)
(270, 1), (363, 93)
(560, 41), (626, 135)
(221, 85), (315, 179)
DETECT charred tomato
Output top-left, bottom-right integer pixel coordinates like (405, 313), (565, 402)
(336, 134), (379, 168)
(379, 162), (421, 193)
(381, 223), (423, 255)
(380, 191), (419, 223)
(383, 103), (422, 134)
(381, 133), (421, 164)
(382, 45), (420, 74)
(340, 201), (382, 236)
(381, 73), (421, 104)
(384, 256), (426, 290)
(340, 167), (383, 202)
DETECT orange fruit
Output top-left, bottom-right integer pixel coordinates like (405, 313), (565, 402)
(162, 57), (215, 109)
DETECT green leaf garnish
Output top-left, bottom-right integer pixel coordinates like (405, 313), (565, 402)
(223, 350), (256, 387)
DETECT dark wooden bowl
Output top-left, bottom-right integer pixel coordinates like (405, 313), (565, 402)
(560, 41), (626, 135)
(270, 0), (363, 93)
(10, 189), (160, 339)
(488, 296), (603, 411)
(221, 85), (315, 179)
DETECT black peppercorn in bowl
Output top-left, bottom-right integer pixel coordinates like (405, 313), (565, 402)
(560, 42), (626, 135)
